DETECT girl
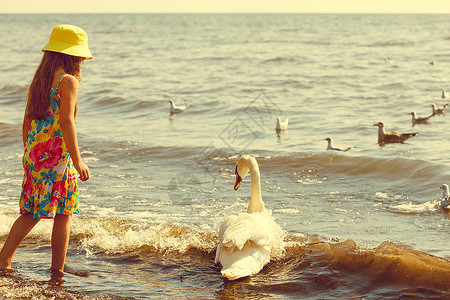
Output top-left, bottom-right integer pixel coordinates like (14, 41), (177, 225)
(0, 24), (92, 273)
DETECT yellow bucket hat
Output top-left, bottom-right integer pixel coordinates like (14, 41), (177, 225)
(41, 24), (93, 60)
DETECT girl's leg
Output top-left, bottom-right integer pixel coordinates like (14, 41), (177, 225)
(51, 214), (71, 272)
(0, 213), (40, 269)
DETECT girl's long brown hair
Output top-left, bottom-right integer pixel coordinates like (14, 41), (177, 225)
(26, 51), (82, 120)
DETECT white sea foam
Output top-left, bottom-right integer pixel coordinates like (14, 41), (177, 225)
(392, 200), (440, 213)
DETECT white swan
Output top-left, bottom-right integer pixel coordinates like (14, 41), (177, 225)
(215, 155), (284, 280)
(276, 116), (289, 131)
(440, 184), (449, 209)
(169, 99), (190, 114)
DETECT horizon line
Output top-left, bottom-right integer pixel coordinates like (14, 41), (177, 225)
(2, 12), (450, 14)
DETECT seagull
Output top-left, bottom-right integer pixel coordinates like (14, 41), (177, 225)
(439, 184), (449, 209)
(276, 116), (289, 131)
(325, 137), (354, 152)
(431, 103), (448, 115)
(169, 99), (190, 114)
(442, 89), (449, 99)
(373, 121), (417, 144)
(409, 111), (434, 125)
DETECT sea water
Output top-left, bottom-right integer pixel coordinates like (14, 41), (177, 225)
(0, 14), (449, 299)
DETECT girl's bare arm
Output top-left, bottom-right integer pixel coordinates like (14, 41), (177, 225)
(59, 75), (89, 181)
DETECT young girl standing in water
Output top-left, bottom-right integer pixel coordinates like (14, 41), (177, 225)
(0, 24), (92, 273)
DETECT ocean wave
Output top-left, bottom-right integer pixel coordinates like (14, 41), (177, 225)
(283, 237), (450, 294)
(72, 217), (218, 256)
(0, 85), (27, 107)
(82, 94), (162, 117)
(389, 199), (444, 215)
(280, 79), (313, 89)
(368, 41), (415, 47)
(0, 85), (28, 97)
(376, 82), (406, 89)
(300, 39), (332, 46)
(0, 123), (21, 147)
(177, 86), (229, 95)
(278, 28), (301, 33)
(190, 56), (231, 61)
(261, 56), (296, 63)
(78, 142), (450, 187)
(258, 153), (450, 182)
(2, 212), (448, 296)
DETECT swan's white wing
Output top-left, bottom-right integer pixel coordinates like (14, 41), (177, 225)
(216, 241), (270, 280)
(218, 211), (273, 250)
(215, 210), (284, 280)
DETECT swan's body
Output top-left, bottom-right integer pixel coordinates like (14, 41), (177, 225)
(440, 184), (449, 209)
(276, 116), (289, 131)
(442, 89), (449, 99)
(410, 111), (433, 125)
(432, 103), (448, 115)
(215, 155), (284, 280)
(169, 99), (190, 114)
(374, 121), (417, 144)
(325, 137), (353, 152)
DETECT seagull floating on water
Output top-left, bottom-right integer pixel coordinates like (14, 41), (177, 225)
(276, 116), (289, 131)
(439, 184), (449, 209)
(409, 111), (434, 125)
(442, 89), (449, 99)
(431, 103), (448, 115)
(325, 137), (354, 152)
(374, 121), (417, 144)
(169, 99), (190, 114)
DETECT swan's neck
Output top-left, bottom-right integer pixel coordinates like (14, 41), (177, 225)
(443, 188), (449, 198)
(246, 160), (264, 213)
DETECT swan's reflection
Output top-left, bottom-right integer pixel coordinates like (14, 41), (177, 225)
(276, 128), (288, 141)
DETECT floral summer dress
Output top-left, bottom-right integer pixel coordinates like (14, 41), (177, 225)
(20, 75), (79, 220)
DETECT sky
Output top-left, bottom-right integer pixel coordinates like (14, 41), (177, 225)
(2, 0), (450, 14)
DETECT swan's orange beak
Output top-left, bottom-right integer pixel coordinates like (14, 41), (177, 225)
(234, 165), (242, 190)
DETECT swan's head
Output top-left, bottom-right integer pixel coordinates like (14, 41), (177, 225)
(431, 103), (437, 109)
(440, 184), (449, 194)
(409, 112), (416, 116)
(234, 155), (257, 190)
(169, 99), (175, 105)
(325, 137), (332, 142)
(373, 121), (384, 128)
